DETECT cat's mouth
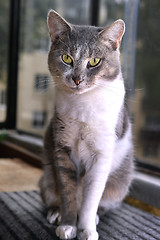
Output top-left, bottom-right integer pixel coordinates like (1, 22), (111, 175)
(63, 80), (92, 94)
(70, 86), (85, 94)
(68, 84), (91, 95)
(65, 81), (85, 94)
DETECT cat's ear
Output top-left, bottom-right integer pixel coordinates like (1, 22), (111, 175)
(47, 10), (71, 42)
(99, 19), (125, 49)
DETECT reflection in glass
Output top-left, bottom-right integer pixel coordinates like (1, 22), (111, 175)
(133, 0), (160, 168)
(17, 0), (90, 135)
(0, 1), (9, 122)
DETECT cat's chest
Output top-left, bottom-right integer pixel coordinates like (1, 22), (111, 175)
(56, 88), (120, 126)
(58, 116), (113, 165)
(56, 85), (124, 161)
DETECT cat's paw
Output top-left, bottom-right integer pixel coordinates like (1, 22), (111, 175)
(47, 209), (61, 225)
(78, 229), (99, 240)
(56, 225), (77, 239)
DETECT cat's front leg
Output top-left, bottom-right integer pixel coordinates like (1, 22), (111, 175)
(78, 155), (112, 240)
(55, 146), (78, 239)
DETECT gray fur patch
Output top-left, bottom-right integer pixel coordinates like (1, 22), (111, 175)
(116, 106), (129, 139)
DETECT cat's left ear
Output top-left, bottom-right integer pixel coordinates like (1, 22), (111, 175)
(99, 19), (125, 49)
(47, 9), (72, 42)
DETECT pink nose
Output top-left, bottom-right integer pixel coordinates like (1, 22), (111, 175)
(74, 79), (81, 86)
(72, 77), (83, 86)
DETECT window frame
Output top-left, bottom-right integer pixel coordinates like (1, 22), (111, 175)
(0, 0), (20, 129)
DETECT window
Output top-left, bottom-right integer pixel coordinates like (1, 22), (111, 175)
(32, 111), (47, 129)
(1, 0), (160, 171)
(35, 74), (50, 92)
(130, 0), (160, 168)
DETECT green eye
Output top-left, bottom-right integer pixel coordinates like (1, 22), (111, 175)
(62, 55), (73, 65)
(88, 58), (101, 68)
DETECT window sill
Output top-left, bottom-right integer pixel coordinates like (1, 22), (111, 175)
(0, 130), (43, 167)
(130, 171), (160, 210)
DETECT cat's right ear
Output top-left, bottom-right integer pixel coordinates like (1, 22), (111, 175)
(47, 10), (71, 42)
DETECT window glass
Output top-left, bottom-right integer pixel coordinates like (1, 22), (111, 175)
(0, 1), (9, 122)
(99, 0), (160, 168)
(133, 0), (160, 168)
(17, 0), (160, 168)
(17, 0), (90, 135)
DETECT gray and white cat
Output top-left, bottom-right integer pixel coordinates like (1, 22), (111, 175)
(40, 9), (134, 240)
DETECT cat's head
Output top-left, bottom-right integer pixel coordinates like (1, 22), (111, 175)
(48, 10), (125, 94)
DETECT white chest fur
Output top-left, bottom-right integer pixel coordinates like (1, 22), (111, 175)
(56, 76), (125, 128)
(55, 75), (126, 167)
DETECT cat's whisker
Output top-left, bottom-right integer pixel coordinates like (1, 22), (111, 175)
(94, 83), (123, 98)
(127, 98), (139, 104)
(124, 87), (144, 93)
(33, 80), (63, 92)
(49, 82), (63, 88)
(134, 88), (144, 92)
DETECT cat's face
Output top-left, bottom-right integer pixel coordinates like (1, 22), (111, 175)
(48, 10), (125, 94)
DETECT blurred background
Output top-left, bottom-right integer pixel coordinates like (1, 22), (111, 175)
(0, 0), (160, 171)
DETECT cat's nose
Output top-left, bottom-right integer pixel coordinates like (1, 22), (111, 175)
(72, 77), (83, 86)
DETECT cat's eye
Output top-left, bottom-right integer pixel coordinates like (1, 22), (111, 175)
(87, 58), (101, 68)
(62, 55), (73, 65)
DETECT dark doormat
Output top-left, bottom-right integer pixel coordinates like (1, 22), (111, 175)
(0, 191), (159, 240)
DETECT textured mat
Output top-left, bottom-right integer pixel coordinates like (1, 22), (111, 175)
(0, 191), (160, 240)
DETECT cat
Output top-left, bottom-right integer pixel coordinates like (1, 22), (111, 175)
(39, 9), (134, 240)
